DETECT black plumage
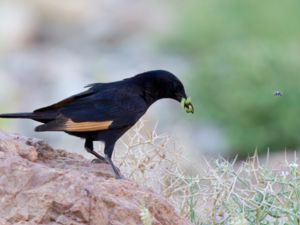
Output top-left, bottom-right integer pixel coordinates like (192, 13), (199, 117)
(0, 70), (194, 178)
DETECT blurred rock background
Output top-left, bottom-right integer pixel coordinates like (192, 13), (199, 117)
(1, 0), (300, 162)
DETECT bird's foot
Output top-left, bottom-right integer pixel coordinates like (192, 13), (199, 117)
(115, 173), (125, 179)
(91, 158), (108, 164)
(114, 166), (124, 179)
(104, 155), (125, 179)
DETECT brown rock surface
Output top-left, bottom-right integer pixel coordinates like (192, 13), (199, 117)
(0, 131), (190, 225)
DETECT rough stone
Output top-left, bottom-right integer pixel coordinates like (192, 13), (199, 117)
(0, 131), (190, 225)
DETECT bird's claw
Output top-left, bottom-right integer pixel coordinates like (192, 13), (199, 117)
(115, 173), (125, 179)
(91, 158), (108, 164)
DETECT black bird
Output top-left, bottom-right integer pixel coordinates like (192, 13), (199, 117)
(0, 70), (194, 178)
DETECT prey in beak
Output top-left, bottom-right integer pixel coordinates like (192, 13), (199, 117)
(180, 97), (194, 114)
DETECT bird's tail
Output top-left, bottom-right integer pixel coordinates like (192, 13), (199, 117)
(0, 112), (37, 119)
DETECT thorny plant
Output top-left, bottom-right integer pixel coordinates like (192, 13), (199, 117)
(115, 121), (300, 225)
(139, 203), (152, 225)
(115, 120), (185, 194)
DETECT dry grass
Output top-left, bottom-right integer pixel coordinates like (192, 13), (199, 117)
(115, 121), (300, 225)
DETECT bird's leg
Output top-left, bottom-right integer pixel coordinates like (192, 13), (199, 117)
(84, 139), (107, 164)
(105, 155), (123, 179)
(104, 144), (123, 179)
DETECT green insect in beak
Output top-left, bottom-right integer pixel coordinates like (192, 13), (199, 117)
(180, 97), (194, 114)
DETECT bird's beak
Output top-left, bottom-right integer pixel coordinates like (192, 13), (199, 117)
(180, 97), (194, 114)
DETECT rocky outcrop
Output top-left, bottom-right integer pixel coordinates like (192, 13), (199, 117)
(0, 131), (190, 225)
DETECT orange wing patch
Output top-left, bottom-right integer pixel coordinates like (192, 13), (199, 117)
(64, 119), (113, 132)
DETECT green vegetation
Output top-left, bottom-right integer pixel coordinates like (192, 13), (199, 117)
(165, 0), (300, 155)
(140, 205), (152, 225)
(119, 122), (300, 224)
(180, 154), (300, 225)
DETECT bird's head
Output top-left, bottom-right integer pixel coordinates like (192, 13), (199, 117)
(133, 70), (194, 114)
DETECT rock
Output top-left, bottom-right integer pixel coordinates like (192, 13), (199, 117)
(0, 131), (190, 225)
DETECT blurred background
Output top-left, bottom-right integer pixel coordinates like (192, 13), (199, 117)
(0, 0), (300, 161)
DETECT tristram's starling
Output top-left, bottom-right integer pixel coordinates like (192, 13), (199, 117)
(0, 70), (194, 178)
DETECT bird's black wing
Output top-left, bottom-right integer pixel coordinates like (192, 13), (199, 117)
(35, 85), (147, 132)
